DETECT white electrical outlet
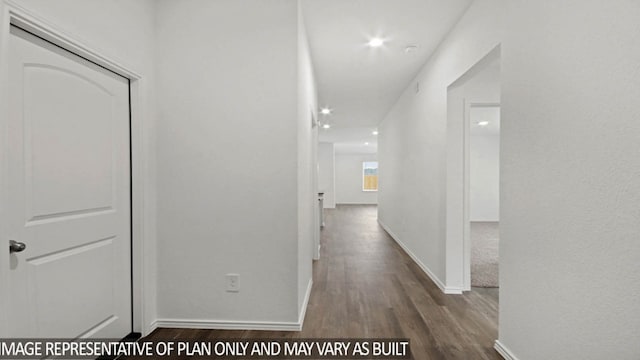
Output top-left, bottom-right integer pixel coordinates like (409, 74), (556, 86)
(226, 274), (240, 292)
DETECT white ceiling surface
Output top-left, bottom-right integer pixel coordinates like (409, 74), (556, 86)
(320, 127), (379, 154)
(302, 0), (473, 153)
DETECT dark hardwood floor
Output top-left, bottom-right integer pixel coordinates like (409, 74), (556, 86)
(137, 205), (500, 360)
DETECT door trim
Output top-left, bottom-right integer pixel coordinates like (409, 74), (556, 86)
(0, 0), (153, 337)
(445, 45), (500, 294)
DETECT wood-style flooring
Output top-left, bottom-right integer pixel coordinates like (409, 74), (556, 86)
(136, 205), (500, 360)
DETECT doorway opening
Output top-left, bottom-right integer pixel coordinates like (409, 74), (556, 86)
(445, 45), (501, 293)
(468, 105), (500, 288)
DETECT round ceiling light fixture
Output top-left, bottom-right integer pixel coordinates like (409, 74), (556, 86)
(322, 124), (331, 129)
(320, 107), (332, 115)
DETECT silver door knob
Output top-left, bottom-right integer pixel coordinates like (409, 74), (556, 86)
(9, 240), (26, 253)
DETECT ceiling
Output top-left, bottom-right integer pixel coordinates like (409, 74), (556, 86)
(301, 0), (473, 153)
(319, 127), (379, 154)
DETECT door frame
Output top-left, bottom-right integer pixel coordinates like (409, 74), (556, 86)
(0, 1), (152, 337)
(445, 45), (500, 293)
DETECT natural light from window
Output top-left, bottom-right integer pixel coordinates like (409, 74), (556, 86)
(363, 161), (378, 191)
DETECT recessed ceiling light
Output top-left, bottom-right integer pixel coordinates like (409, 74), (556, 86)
(320, 107), (332, 115)
(478, 121), (489, 126)
(368, 37), (385, 48)
(372, 130), (379, 135)
(364, 142), (370, 145)
(322, 124), (331, 129)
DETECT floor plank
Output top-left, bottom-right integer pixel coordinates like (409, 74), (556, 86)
(132, 205), (500, 360)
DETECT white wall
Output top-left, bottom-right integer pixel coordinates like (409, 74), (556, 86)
(470, 134), (499, 221)
(296, 4), (316, 316)
(498, 1), (640, 359)
(380, 0), (640, 358)
(317, 142), (336, 208)
(470, 133), (499, 221)
(155, 0), (311, 326)
(0, 0), (158, 336)
(335, 154), (377, 205)
(378, 0), (505, 291)
(469, 106), (500, 222)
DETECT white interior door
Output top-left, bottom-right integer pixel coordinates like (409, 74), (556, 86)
(7, 25), (131, 338)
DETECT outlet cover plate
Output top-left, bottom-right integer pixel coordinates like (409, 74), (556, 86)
(226, 273), (240, 292)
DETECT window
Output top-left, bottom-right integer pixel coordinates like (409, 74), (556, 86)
(363, 161), (378, 191)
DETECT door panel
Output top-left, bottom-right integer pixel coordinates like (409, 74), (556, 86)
(8, 26), (131, 339)
(26, 237), (115, 337)
(24, 64), (115, 220)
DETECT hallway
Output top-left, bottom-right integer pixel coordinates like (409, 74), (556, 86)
(143, 205), (500, 359)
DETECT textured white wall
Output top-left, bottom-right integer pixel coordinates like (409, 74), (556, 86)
(380, 0), (640, 358)
(470, 133), (500, 221)
(499, 1), (640, 359)
(335, 154), (378, 205)
(0, 0), (158, 336)
(318, 143), (336, 208)
(296, 5), (316, 315)
(155, 0), (302, 324)
(378, 0), (505, 289)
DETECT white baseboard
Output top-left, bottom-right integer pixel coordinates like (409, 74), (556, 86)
(494, 340), (519, 360)
(378, 219), (463, 295)
(153, 281), (313, 333)
(147, 320), (159, 336)
(336, 202), (378, 205)
(445, 285), (464, 294)
(154, 318), (302, 332)
(298, 279), (313, 327)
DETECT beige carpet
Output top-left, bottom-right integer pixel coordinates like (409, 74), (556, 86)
(471, 222), (499, 288)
